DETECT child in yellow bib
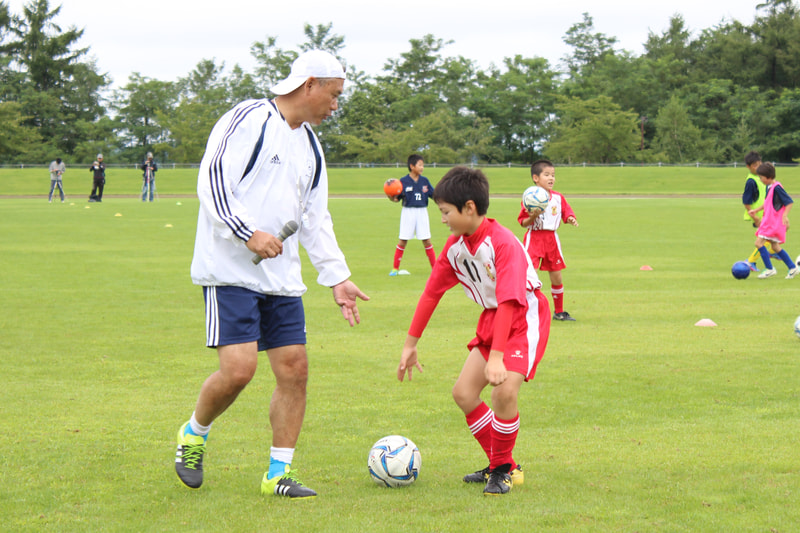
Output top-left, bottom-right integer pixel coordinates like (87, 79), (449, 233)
(742, 151), (774, 270)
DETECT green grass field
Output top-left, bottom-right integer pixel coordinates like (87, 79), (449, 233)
(2, 178), (800, 530)
(4, 163), (800, 197)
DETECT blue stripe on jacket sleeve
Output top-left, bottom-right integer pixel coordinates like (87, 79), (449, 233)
(207, 101), (265, 241)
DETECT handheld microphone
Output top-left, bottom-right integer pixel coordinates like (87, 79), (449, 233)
(252, 220), (299, 265)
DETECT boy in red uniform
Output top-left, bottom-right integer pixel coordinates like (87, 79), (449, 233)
(397, 166), (551, 496)
(518, 159), (579, 321)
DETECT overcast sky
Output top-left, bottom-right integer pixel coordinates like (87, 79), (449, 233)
(6, 0), (766, 88)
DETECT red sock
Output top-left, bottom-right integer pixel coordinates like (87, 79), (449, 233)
(425, 245), (436, 267)
(393, 245), (405, 269)
(465, 402), (494, 461)
(490, 413), (519, 470)
(551, 283), (564, 314)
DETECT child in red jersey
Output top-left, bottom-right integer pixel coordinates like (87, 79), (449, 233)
(518, 159), (579, 321)
(397, 166), (551, 496)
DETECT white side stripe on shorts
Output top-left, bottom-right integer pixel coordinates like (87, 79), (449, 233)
(205, 286), (220, 347)
(525, 291), (542, 377)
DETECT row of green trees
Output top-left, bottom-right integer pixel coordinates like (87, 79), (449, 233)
(2, 0), (800, 165)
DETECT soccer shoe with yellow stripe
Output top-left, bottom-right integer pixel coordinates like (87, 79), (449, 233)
(260, 466), (317, 499)
(175, 422), (206, 489)
(483, 464), (513, 495)
(463, 464), (524, 486)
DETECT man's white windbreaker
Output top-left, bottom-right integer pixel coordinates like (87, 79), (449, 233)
(190, 99), (351, 296)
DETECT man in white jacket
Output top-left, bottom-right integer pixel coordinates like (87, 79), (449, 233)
(175, 50), (369, 499)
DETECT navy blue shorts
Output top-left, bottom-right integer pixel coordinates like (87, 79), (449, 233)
(203, 286), (306, 351)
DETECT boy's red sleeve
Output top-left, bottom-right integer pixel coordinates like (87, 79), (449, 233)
(407, 241), (455, 337)
(408, 291), (442, 338)
(561, 195), (575, 221)
(489, 301), (516, 355)
(516, 203), (530, 226)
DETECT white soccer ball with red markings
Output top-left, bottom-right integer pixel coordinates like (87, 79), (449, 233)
(368, 435), (421, 487)
(522, 185), (550, 212)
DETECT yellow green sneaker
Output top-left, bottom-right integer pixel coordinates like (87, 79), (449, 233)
(260, 466), (317, 499)
(175, 422), (206, 489)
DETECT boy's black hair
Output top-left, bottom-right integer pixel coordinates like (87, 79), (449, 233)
(433, 166), (489, 215)
(745, 151), (761, 166)
(407, 154), (424, 171)
(756, 162), (776, 180)
(531, 159), (554, 177)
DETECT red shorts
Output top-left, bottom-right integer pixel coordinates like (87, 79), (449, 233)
(525, 231), (565, 271)
(468, 290), (551, 381)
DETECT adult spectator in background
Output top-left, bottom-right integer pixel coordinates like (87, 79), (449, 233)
(89, 154), (105, 202)
(48, 157), (66, 203)
(141, 152), (158, 202)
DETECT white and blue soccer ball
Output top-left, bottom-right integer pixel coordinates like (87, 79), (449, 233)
(522, 185), (550, 212)
(368, 435), (421, 487)
(794, 315), (800, 339)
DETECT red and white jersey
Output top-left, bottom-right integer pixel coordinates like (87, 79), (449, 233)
(425, 218), (541, 309)
(517, 190), (574, 232)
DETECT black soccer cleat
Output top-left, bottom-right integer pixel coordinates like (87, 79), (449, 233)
(463, 466), (490, 483)
(483, 463), (513, 496)
(553, 311), (576, 321)
(465, 464), (524, 485)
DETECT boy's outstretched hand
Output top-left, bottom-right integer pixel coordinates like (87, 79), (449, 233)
(398, 337), (423, 381)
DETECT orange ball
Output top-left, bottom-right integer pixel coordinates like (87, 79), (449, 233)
(384, 178), (403, 198)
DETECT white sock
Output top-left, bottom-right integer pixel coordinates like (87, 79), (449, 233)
(270, 447), (294, 464)
(189, 412), (211, 436)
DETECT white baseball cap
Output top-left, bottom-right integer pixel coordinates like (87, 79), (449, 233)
(97, 154), (103, 159)
(270, 50), (345, 96)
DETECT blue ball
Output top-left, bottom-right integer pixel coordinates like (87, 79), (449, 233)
(731, 261), (751, 279)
